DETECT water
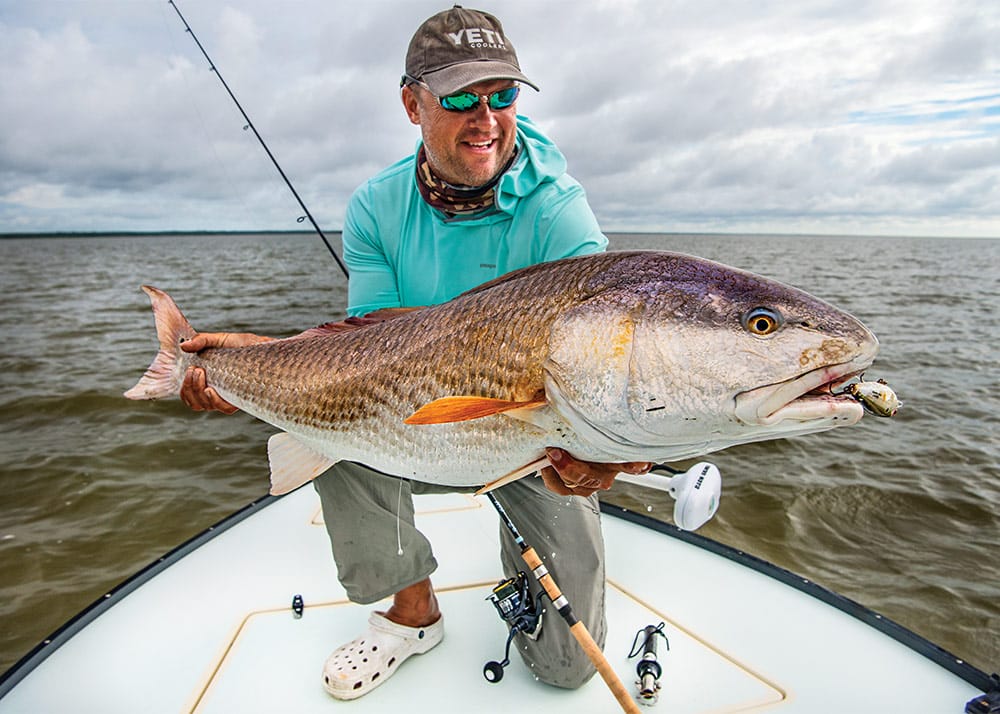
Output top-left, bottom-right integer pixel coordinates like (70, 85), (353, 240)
(0, 232), (997, 677)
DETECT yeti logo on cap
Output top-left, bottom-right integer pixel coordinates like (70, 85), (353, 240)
(446, 27), (507, 50)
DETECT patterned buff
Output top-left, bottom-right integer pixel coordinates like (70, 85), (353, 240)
(415, 145), (518, 216)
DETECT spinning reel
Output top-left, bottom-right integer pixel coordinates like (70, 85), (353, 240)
(483, 571), (543, 683)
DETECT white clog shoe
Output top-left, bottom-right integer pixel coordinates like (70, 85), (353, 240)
(322, 612), (444, 700)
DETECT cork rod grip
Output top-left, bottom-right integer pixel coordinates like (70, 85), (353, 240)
(520, 546), (640, 714)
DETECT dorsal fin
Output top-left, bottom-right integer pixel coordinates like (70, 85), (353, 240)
(290, 307), (423, 340)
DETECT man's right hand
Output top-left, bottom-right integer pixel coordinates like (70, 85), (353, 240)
(179, 332), (273, 414)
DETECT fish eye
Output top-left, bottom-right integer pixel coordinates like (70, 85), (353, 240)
(742, 307), (782, 336)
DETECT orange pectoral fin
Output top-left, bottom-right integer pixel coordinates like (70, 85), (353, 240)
(404, 396), (547, 425)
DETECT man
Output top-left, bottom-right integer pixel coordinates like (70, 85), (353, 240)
(180, 6), (651, 701)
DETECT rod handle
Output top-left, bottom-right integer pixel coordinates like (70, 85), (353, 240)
(569, 620), (642, 714)
(521, 546), (640, 714)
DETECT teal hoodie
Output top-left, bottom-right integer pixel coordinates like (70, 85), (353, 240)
(343, 116), (607, 316)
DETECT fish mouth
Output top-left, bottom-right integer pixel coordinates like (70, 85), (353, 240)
(734, 358), (872, 426)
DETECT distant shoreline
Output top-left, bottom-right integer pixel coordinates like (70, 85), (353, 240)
(0, 230), (330, 240)
(1, 230), (995, 241)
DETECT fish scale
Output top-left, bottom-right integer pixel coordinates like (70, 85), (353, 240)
(126, 251), (880, 494)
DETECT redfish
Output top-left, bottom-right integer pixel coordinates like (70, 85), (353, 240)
(125, 251), (879, 494)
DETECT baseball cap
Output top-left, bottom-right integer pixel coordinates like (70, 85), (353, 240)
(403, 5), (539, 96)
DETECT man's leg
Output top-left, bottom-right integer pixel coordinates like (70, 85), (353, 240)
(313, 461), (439, 605)
(494, 476), (606, 689)
(312, 462), (444, 699)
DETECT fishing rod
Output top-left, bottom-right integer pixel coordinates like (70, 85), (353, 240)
(486, 492), (642, 714)
(166, 0), (349, 279)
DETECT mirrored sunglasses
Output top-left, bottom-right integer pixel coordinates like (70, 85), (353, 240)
(437, 85), (520, 112)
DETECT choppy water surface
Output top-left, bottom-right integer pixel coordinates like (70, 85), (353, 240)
(0, 232), (997, 676)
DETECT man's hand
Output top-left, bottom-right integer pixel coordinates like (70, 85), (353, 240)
(179, 332), (273, 414)
(540, 447), (653, 497)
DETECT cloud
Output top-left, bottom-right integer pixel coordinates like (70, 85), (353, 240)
(0, 0), (998, 236)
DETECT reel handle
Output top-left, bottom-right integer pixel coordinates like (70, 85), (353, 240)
(483, 660), (505, 683)
(483, 627), (518, 683)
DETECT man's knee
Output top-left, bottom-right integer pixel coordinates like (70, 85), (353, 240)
(535, 661), (598, 690)
(518, 633), (599, 689)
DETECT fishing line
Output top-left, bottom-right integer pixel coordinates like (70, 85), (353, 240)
(166, 0), (349, 279)
(396, 478), (405, 556)
(156, 4), (254, 224)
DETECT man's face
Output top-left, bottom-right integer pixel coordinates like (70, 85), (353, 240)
(402, 79), (519, 188)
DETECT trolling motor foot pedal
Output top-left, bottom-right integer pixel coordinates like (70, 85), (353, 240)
(483, 572), (543, 683)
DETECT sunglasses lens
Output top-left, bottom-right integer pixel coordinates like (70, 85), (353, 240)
(440, 92), (479, 111)
(489, 86), (520, 110)
(439, 86), (520, 112)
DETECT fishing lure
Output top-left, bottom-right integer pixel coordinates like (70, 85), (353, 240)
(840, 377), (902, 418)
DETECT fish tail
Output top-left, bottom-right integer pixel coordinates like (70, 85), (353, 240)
(124, 286), (197, 400)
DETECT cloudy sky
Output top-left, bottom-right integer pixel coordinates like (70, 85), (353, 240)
(2, 0), (998, 237)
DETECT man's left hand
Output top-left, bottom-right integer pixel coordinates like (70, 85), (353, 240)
(541, 447), (652, 497)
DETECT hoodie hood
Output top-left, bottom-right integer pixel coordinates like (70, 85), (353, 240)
(493, 116), (568, 214)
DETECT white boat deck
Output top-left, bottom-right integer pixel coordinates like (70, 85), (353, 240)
(0, 486), (988, 713)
